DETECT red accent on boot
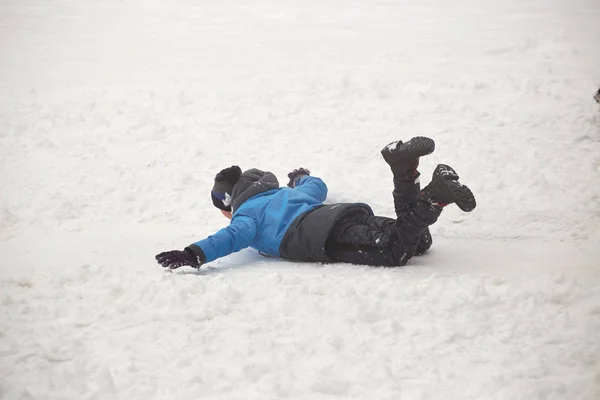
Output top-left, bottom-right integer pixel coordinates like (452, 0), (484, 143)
(420, 191), (448, 208)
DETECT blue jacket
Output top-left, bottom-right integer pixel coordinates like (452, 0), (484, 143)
(193, 174), (327, 263)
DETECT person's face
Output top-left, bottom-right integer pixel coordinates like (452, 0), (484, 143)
(221, 210), (232, 219)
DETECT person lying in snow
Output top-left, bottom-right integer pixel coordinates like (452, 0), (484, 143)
(155, 137), (476, 269)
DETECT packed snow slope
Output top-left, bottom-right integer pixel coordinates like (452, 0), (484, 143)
(1, 0), (599, 399)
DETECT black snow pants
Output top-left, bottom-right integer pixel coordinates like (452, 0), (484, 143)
(325, 179), (439, 267)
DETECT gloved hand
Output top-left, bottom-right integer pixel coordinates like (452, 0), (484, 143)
(287, 167), (311, 188)
(155, 248), (202, 269)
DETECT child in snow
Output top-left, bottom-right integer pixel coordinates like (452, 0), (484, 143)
(155, 137), (476, 269)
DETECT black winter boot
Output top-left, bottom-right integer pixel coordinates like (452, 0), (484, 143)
(421, 164), (476, 212)
(381, 136), (435, 179)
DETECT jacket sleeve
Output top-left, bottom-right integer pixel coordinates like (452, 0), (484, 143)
(189, 215), (257, 264)
(293, 175), (328, 202)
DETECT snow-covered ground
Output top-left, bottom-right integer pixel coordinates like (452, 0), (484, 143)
(1, 0), (599, 399)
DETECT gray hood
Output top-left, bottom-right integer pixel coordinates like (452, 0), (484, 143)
(231, 168), (280, 212)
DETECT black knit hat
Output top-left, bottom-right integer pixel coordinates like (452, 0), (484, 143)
(211, 166), (242, 212)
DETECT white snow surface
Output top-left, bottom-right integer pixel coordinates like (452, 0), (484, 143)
(1, 0), (600, 399)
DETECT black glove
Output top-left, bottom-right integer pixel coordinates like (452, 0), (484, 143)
(287, 168), (311, 188)
(155, 247), (202, 269)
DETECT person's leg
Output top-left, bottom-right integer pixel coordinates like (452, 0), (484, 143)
(326, 211), (403, 266)
(381, 136), (434, 214)
(361, 213), (433, 264)
(326, 208), (439, 267)
(395, 200), (441, 252)
(325, 163), (476, 268)
(392, 177), (433, 256)
(381, 136), (435, 255)
(390, 163), (476, 265)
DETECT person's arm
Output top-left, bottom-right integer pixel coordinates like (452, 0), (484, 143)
(293, 175), (328, 202)
(190, 215), (257, 263)
(287, 168), (328, 202)
(155, 215), (257, 269)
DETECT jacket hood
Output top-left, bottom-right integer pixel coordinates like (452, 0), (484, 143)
(231, 168), (279, 212)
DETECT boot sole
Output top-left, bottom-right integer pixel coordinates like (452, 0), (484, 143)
(448, 181), (476, 212)
(381, 136), (435, 164)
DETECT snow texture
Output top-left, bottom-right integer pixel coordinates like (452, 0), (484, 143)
(1, 0), (600, 399)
